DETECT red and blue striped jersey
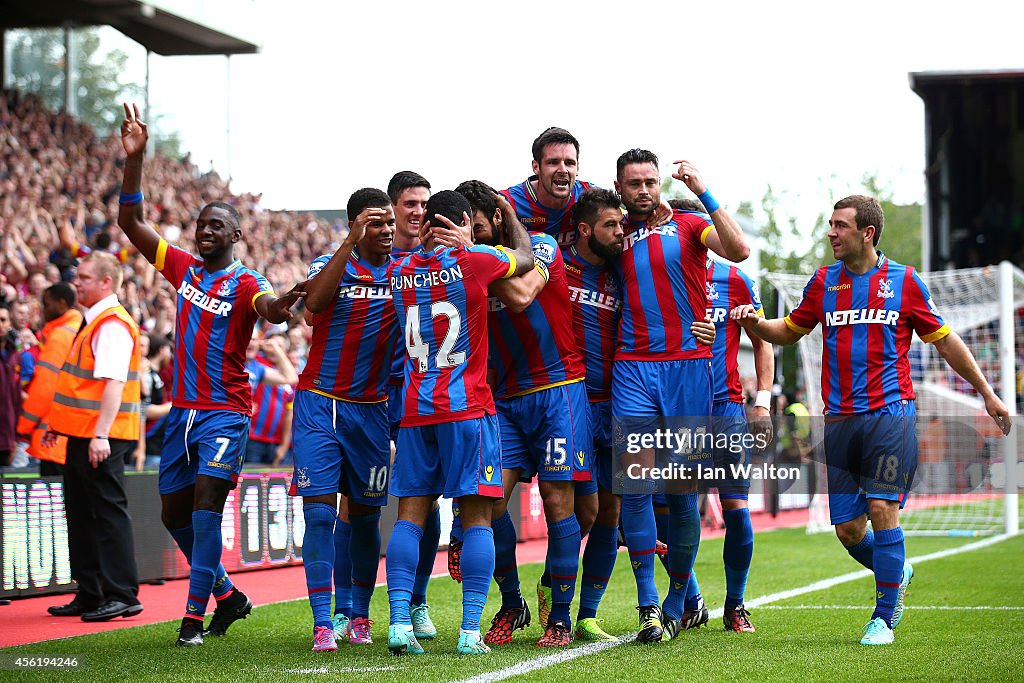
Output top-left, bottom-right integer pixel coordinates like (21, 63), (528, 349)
(390, 245), (517, 426)
(488, 234), (586, 398)
(299, 250), (398, 402)
(615, 209), (714, 361)
(388, 247), (413, 387)
(562, 245), (621, 401)
(502, 178), (593, 248)
(152, 239), (274, 414)
(784, 254), (951, 415)
(706, 258), (763, 404)
(247, 355), (294, 444)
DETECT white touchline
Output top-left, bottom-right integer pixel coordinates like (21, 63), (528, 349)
(759, 605), (1024, 610)
(454, 533), (1014, 683)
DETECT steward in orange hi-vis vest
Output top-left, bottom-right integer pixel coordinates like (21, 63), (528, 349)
(16, 308), (84, 464)
(49, 305), (141, 441)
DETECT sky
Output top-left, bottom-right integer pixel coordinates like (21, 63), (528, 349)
(96, 0), (1024, 230)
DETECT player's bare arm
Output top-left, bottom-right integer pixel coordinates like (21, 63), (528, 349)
(259, 337), (299, 386)
(489, 266), (548, 314)
(747, 325), (776, 445)
(494, 191), (535, 276)
(731, 303), (803, 346)
(255, 283), (306, 325)
(303, 206), (385, 314)
(116, 102), (162, 263)
(673, 159), (749, 263)
(932, 331), (1012, 435)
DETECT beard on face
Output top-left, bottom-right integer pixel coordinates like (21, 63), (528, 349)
(589, 233), (621, 261)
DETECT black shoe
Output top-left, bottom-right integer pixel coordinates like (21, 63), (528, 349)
(177, 617), (204, 647)
(679, 596), (709, 630)
(48, 599), (100, 617)
(662, 615), (683, 641)
(80, 600), (144, 622)
(636, 605), (664, 644)
(204, 588), (253, 636)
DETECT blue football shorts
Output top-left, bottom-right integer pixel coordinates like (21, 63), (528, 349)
(825, 400), (918, 525)
(391, 414), (503, 499)
(288, 389), (390, 506)
(496, 380), (592, 484)
(159, 406), (250, 494)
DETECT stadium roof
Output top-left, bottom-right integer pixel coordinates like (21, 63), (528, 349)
(910, 69), (1024, 92)
(2, 0), (259, 55)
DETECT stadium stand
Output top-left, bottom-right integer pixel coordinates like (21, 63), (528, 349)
(0, 89), (331, 437)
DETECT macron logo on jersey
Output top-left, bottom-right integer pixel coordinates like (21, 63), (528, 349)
(568, 285), (620, 312)
(623, 224), (677, 251)
(178, 281), (233, 316)
(390, 265), (464, 291)
(825, 309), (900, 327)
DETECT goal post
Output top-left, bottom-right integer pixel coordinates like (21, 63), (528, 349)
(766, 262), (1023, 537)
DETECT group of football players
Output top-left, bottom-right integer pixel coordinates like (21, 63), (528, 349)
(112, 104), (1012, 655)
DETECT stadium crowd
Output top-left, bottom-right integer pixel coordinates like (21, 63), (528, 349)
(0, 90), (336, 467)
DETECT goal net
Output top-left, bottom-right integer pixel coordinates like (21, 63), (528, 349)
(766, 262), (1022, 536)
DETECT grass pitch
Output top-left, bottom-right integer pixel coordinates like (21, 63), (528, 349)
(3, 527), (1022, 682)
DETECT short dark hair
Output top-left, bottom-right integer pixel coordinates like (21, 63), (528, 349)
(454, 180), (498, 220)
(532, 127), (580, 163)
(387, 171), (431, 204)
(424, 190), (471, 229)
(572, 188), (622, 229)
(616, 148), (659, 178)
(95, 232), (112, 250)
(834, 195), (885, 246)
(201, 201), (241, 230)
(44, 282), (76, 308)
(147, 334), (173, 359)
(346, 188), (391, 224)
(668, 198), (704, 213)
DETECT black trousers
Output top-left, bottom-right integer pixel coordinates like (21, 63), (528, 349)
(40, 459), (64, 477)
(63, 436), (141, 605)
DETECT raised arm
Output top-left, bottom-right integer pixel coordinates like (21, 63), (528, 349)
(303, 206), (383, 314)
(258, 337), (299, 386)
(932, 331), (1011, 435)
(58, 203), (85, 252)
(116, 102), (162, 264)
(673, 160), (749, 263)
(494, 192), (535, 276)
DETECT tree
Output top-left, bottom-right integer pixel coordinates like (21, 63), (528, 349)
(862, 175), (923, 269)
(7, 27), (141, 134)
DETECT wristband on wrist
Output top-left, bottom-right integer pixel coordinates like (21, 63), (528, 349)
(754, 390), (772, 410)
(94, 435), (109, 440)
(697, 189), (720, 214)
(119, 191), (144, 206)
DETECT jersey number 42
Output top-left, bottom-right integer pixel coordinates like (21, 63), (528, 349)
(405, 302), (466, 373)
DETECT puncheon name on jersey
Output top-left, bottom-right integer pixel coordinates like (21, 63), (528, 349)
(391, 265), (464, 291)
